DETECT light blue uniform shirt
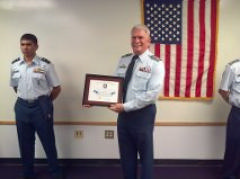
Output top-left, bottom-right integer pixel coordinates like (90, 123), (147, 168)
(10, 55), (61, 100)
(219, 59), (240, 108)
(115, 49), (165, 112)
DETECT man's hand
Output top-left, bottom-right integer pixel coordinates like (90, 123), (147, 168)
(218, 89), (230, 103)
(50, 86), (61, 101)
(83, 104), (92, 108)
(109, 103), (124, 113)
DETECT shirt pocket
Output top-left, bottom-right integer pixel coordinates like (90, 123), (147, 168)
(233, 76), (240, 91)
(133, 71), (151, 90)
(116, 68), (126, 78)
(32, 73), (47, 87)
(12, 72), (21, 79)
(234, 76), (240, 83)
(11, 72), (21, 86)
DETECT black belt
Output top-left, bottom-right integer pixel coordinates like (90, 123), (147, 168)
(17, 96), (47, 105)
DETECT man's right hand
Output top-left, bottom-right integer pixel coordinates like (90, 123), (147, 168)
(83, 104), (92, 108)
(218, 89), (230, 103)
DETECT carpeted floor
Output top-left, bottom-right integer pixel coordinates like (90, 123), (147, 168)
(0, 164), (222, 179)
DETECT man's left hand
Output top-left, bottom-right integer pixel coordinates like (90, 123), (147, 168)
(109, 103), (124, 113)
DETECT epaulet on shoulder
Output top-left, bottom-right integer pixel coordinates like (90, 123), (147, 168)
(121, 53), (132, 58)
(40, 57), (51, 64)
(228, 59), (240, 66)
(149, 55), (161, 62)
(11, 57), (20, 64)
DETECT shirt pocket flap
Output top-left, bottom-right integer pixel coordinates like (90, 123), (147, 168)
(33, 73), (45, 79)
(136, 71), (151, 79)
(12, 72), (20, 79)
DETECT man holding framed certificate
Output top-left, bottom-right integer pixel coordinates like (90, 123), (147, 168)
(109, 25), (165, 179)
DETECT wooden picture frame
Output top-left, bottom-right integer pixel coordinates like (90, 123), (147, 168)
(82, 74), (124, 106)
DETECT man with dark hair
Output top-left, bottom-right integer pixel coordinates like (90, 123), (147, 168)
(20, 34), (38, 44)
(10, 33), (63, 179)
(110, 25), (165, 179)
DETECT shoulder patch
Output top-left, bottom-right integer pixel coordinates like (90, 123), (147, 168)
(228, 59), (240, 66)
(11, 57), (20, 64)
(40, 57), (51, 64)
(121, 53), (132, 58)
(149, 55), (161, 62)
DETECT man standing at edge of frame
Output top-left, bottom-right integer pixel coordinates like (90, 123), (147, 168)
(219, 58), (240, 179)
(10, 33), (64, 179)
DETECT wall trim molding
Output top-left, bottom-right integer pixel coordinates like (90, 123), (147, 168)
(0, 158), (222, 166)
(0, 121), (226, 126)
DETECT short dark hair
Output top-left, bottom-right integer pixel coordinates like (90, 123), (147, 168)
(20, 33), (38, 44)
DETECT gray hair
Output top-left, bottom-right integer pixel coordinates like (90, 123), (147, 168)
(131, 24), (151, 37)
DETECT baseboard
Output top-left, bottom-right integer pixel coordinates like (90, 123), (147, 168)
(0, 158), (223, 167)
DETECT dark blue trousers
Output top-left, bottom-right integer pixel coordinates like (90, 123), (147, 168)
(223, 106), (240, 179)
(117, 104), (156, 179)
(14, 96), (60, 178)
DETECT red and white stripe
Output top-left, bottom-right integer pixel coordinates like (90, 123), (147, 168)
(150, 0), (218, 99)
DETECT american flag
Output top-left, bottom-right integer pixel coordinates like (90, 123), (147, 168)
(143, 0), (219, 99)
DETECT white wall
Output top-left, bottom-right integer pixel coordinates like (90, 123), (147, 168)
(0, 0), (238, 159)
(0, 125), (225, 159)
(0, 0), (238, 123)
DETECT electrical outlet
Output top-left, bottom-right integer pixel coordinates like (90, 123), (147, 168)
(74, 130), (84, 139)
(105, 130), (114, 139)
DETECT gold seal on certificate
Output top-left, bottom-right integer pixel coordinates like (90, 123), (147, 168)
(82, 74), (124, 106)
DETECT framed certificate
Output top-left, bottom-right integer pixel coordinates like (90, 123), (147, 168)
(82, 74), (124, 106)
